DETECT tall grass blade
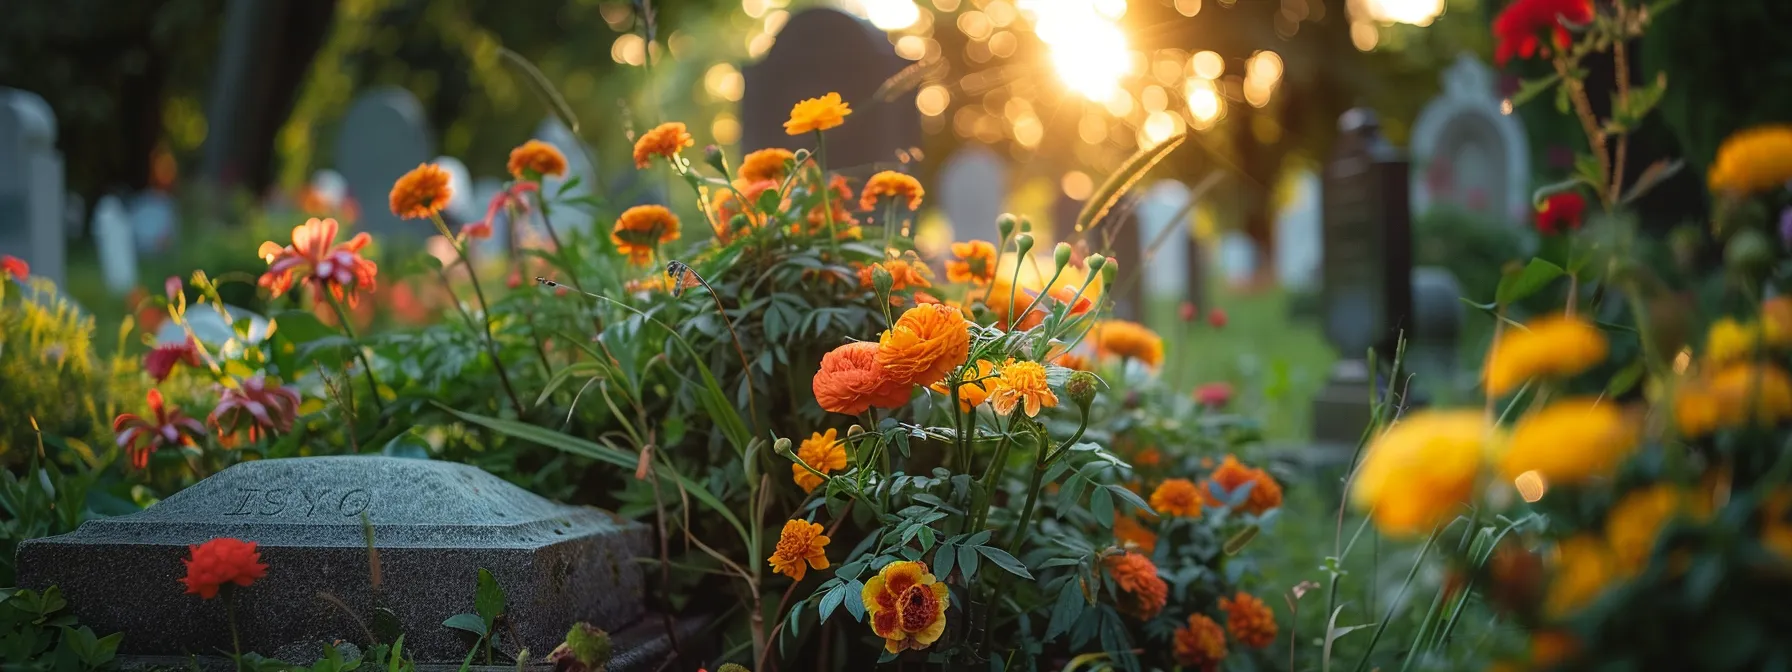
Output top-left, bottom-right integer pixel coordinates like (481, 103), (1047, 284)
(498, 48), (579, 135)
(1075, 132), (1186, 233)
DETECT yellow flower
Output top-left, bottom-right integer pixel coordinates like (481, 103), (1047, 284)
(1351, 411), (1494, 538)
(507, 140), (568, 180)
(859, 171), (925, 211)
(1761, 489), (1792, 562)
(987, 359), (1058, 417)
(632, 122), (694, 169)
(1544, 534), (1618, 618)
(876, 303), (972, 387)
(784, 92), (852, 135)
(947, 241), (999, 285)
(862, 560), (948, 653)
(929, 360), (994, 412)
(1708, 124), (1792, 196)
(610, 205), (681, 265)
(767, 519), (831, 581)
(738, 147), (797, 183)
(1483, 315), (1608, 397)
(1704, 317), (1765, 367)
(1149, 478), (1204, 518)
(389, 163), (452, 220)
(1605, 484), (1706, 575)
(1091, 319), (1165, 368)
(1762, 297), (1792, 349)
(1678, 363), (1792, 437)
(1501, 398), (1637, 486)
(792, 429), (848, 493)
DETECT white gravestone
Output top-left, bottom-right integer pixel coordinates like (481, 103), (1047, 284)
(434, 155), (477, 226)
(1135, 180), (1192, 299)
(1409, 54), (1531, 225)
(129, 190), (178, 253)
(92, 196), (137, 295)
(0, 88), (66, 284)
(1275, 169), (1322, 290)
(533, 118), (598, 237)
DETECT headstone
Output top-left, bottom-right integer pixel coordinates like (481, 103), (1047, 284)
(1274, 169), (1322, 290)
(740, 8), (921, 169)
(1409, 266), (1466, 399)
(534, 118), (597, 236)
(130, 190), (179, 253)
(155, 303), (270, 347)
(0, 88), (66, 284)
(335, 88), (433, 239)
(1217, 233), (1258, 287)
(469, 176), (507, 255)
(92, 195), (138, 295)
(433, 156), (477, 227)
(16, 457), (656, 664)
(310, 169), (349, 210)
(937, 147), (1007, 245)
(1135, 180), (1196, 305)
(1409, 54), (1531, 224)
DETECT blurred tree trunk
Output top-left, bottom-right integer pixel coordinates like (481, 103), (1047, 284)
(197, 0), (335, 195)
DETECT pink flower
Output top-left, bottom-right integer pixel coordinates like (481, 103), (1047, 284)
(460, 221), (493, 240)
(1179, 301), (1198, 323)
(145, 338), (201, 382)
(256, 217), (379, 307)
(475, 181), (540, 239)
(1195, 382), (1234, 408)
(208, 374), (302, 445)
(114, 389), (205, 469)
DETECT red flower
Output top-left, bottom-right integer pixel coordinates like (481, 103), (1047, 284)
(473, 181), (539, 241)
(1, 255), (27, 279)
(1535, 191), (1587, 235)
(1207, 307), (1228, 329)
(1179, 301), (1198, 322)
(145, 338), (202, 382)
(1493, 0), (1593, 66)
(209, 374), (302, 444)
(180, 538), (268, 599)
(257, 217), (379, 307)
(1195, 382), (1233, 408)
(113, 389), (206, 469)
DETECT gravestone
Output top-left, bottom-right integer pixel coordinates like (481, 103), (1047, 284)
(92, 195), (138, 295)
(937, 147), (1007, 245)
(1134, 180), (1207, 320)
(16, 457), (656, 665)
(310, 169), (350, 211)
(155, 303), (269, 347)
(434, 156), (477, 227)
(0, 88), (66, 284)
(335, 88), (433, 239)
(130, 190), (179, 254)
(1274, 169), (1322, 291)
(1216, 233), (1258, 288)
(1409, 266), (1466, 400)
(1311, 108), (1413, 450)
(534, 118), (597, 236)
(740, 7), (921, 169)
(1409, 54), (1530, 224)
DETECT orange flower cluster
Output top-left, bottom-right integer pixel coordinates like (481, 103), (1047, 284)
(611, 205), (681, 266)
(1112, 514), (1157, 553)
(767, 519), (831, 581)
(1205, 455), (1283, 515)
(180, 537), (268, 599)
(389, 163), (452, 220)
(930, 360), (994, 412)
(877, 303), (972, 387)
(946, 240), (998, 285)
(1054, 352), (1093, 372)
(857, 258), (933, 294)
(1104, 552), (1168, 620)
(114, 389), (204, 469)
(800, 175), (861, 239)
(988, 359), (1058, 417)
(1173, 613), (1228, 671)
(863, 560), (949, 653)
(632, 122), (694, 169)
(1150, 478), (1204, 517)
(1091, 319), (1164, 367)
(785, 92), (852, 135)
(1220, 591), (1277, 648)
(739, 148), (797, 183)
(508, 140), (568, 181)
(813, 342), (912, 415)
(793, 428), (848, 493)
(860, 171), (924, 211)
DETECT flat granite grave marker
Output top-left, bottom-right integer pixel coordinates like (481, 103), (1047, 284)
(16, 457), (657, 665)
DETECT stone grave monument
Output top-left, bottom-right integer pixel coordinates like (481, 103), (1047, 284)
(16, 456), (677, 667)
(335, 88), (433, 240)
(1409, 54), (1531, 225)
(1135, 179), (1207, 322)
(739, 7), (920, 170)
(0, 88), (66, 285)
(92, 195), (138, 296)
(1409, 266), (1467, 400)
(534, 118), (598, 237)
(937, 147), (1008, 246)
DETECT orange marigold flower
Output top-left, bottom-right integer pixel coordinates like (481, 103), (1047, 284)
(633, 122), (694, 169)
(114, 389), (205, 469)
(857, 259), (933, 293)
(813, 342), (912, 415)
(1220, 591), (1278, 648)
(930, 360), (995, 412)
(1113, 514), (1157, 553)
(987, 359), (1058, 417)
(739, 148), (797, 183)
(1135, 447), (1163, 468)
(1760, 489), (1792, 562)
(257, 217), (379, 307)
(1, 255), (27, 279)
(389, 163), (452, 220)
(1150, 478), (1204, 518)
(1708, 124), (1792, 196)
(507, 139), (568, 180)
(1104, 552), (1168, 620)
(767, 519), (831, 581)
(1091, 319), (1165, 367)
(860, 170), (925, 211)
(1483, 315), (1608, 397)
(181, 537), (268, 599)
(793, 428), (848, 493)
(877, 304), (972, 387)
(611, 205), (681, 266)
(1173, 613), (1228, 671)
(785, 92), (852, 135)
(862, 560), (949, 653)
(947, 240), (999, 285)
(1207, 455), (1283, 515)
(1054, 352), (1094, 372)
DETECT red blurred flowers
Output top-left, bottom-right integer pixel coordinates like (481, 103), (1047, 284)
(257, 218), (379, 307)
(1, 255), (27, 279)
(180, 538), (268, 599)
(1492, 0), (1593, 66)
(145, 338), (201, 382)
(208, 374), (302, 444)
(113, 389), (205, 469)
(1535, 191), (1587, 235)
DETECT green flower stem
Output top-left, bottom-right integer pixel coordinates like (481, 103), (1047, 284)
(431, 215), (527, 418)
(226, 588), (243, 672)
(967, 415), (1017, 532)
(323, 292), (384, 414)
(813, 131), (841, 256)
(532, 192), (605, 335)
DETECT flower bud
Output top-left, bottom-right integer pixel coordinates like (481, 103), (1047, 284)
(1015, 233), (1035, 256)
(1054, 242), (1073, 269)
(729, 213), (751, 235)
(1726, 228), (1773, 278)
(1066, 370), (1100, 412)
(773, 437), (794, 457)
(848, 424), (865, 439)
(872, 264), (895, 296)
(1086, 253), (1107, 274)
(997, 214), (1017, 239)
(704, 144), (727, 174)
(1018, 217), (1033, 233)
(1101, 257), (1118, 284)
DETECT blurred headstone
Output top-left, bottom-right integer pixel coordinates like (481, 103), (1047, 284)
(1409, 54), (1531, 224)
(534, 118), (597, 236)
(937, 147), (1007, 244)
(129, 190), (178, 253)
(155, 302), (269, 347)
(92, 195), (137, 295)
(309, 169), (348, 209)
(0, 88), (66, 284)
(335, 87), (433, 239)
(1409, 266), (1466, 398)
(469, 176), (506, 255)
(1217, 233), (1258, 288)
(433, 155), (476, 227)
(1136, 180), (1197, 308)
(740, 8), (921, 170)
(1274, 169), (1322, 291)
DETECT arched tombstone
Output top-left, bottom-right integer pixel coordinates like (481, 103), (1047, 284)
(739, 8), (920, 170)
(1274, 169), (1322, 291)
(532, 117), (597, 237)
(0, 88), (65, 284)
(334, 87), (433, 239)
(937, 147), (1008, 246)
(1409, 54), (1531, 225)
(433, 155), (477, 227)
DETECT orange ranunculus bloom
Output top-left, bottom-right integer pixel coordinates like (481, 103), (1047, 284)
(739, 148), (797, 183)
(987, 359), (1058, 417)
(785, 92), (852, 135)
(1207, 455), (1283, 515)
(633, 122), (694, 169)
(1220, 591), (1278, 648)
(507, 139), (568, 181)
(257, 217), (379, 306)
(793, 428), (848, 493)
(813, 342), (912, 415)
(767, 519), (831, 581)
(1104, 552), (1168, 620)
(610, 205), (681, 266)
(180, 538), (269, 599)
(1091, 319), (1164, 367)
(1150, 478), (1203, 518)
(863, 560), (948, 653)
(1113, 514), (1157, 553)
(1173, 613), (1228, 670)
(877, 304), (972, 387)
(389, 163), (452, 220)
(947, 240), (998, 285)
(930, 359), (995, 412)
(860, 171), (924, 211)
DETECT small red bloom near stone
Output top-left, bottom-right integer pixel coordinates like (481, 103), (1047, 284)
(1207, 307), (1228, 329)
(1492, 0), (1593, 66)
(145, 338), (202, 382)
(1534, 191), (1586, 235)
(1195, 382), (1233, 408)
(1, 255), (28, 279)
(180, 537), (269, 599)
(1179, 301), (1198, 322)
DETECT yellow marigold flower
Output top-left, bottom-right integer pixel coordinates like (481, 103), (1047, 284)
(1483, 315), (1608, 397)
(987, 359), (1058, 417)
(947, 240), (998, 285)
(1679, 363), (1792, 437)
(793, 428), (848, 493)
(632, 122), (695, 169)
(1708, 124), (1792, 196)
(1149, 478), (1204, 518)
(1762, 297), (1792, 349)
(1207, 455), (1283, 515)
(862, 560), (948, 653)
(610, 205), (681, 265)
(1104, 552), (1168, 620)
(1113, 514), (1157, 553)
(389, 163), (452, 220)
(507, 140), (568, 181)
(1219, 591), (1277, 649)
(876, 303), (972, 387)
(1544, 534), (1617, 618)
(1172, 613), (1227, 670)
(767, 519), (830, 581)
(1500, 398), (1637, 486)
(860, 171), (925, 211)
(1605, 484), (1707, 575)
(784, 92), (852, 135)
(738, 147), (796, 183)
(1760, 489), (1792, 562)
(1351, 411), (1493, 538)
(1704, 317), (1765, 367)
(929, 360), (994, 412)
(1090, 319), (1165, 368)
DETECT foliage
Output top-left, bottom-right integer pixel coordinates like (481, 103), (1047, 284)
(1414, 206), (1530, 301)
(0, 277), (141, 460)
(0, 587), (123, 671)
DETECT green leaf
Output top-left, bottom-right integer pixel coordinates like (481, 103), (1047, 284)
(843, 580), (867, 622)
(1621, 159), (1685, 206)
(1610, 72), (1667, 131)
(442, 613), (487, 637)
(1045, 578), (1085, 641)
(1572, 153), (1603, 191)
(1507, 72), (1562, 108)
(934, 542), (957, 579)
(555, 174), (583, 197)
(1495, 258), (1565, 306)
(474, 568), (505, 629)
(976, 546), (1034, 579)
(1606, 360), (1647, 397)
(499, 48), (582, 136)
(958, 544), (980, 581)
(1105, 484), (1153, 516)
(1089, 487), (1113, 528)
(1223, 525), (1260, 555)
(817, 583), (846, 623)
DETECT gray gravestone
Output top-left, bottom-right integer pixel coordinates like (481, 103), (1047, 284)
(0, 88), (66, 284)
(937, 147), (1007, 245)
(1409, 54), (1531, 225)
(740, 8), (921, 169)
(534, 118), (597, 236)
(335, 88), (433, 239)
(16, 457), (653, 664)
(434, 156), (477, 227)
(1136, 180), (1197, 308)
(129, 190), (178, 254)
(1409, 266), (1466, 400)
(1274, 169), (1321, 291)
(154, 303), (269, 346)
(92, 195), (137, 296)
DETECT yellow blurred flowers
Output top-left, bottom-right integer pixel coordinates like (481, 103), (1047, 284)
(1351, 411), (1495, 538)
(1482, 316), (1607, 397)
(1708, 124), (1792, 196)
(1545, 535), (1618, 618)
(1704, 317), (1766, 367)
(1675, 363), (1792, 437)
(1501, 398), (1637, 486)
(738, 147), (796, 183)
(1604, 484), (1706, 574)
